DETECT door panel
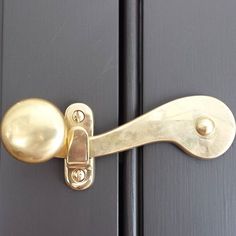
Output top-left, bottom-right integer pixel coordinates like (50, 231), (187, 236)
(0, 1), (118, 235)
(143, 0), (236, 235)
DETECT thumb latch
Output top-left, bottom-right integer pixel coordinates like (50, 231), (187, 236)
(1, 96), (235, 190)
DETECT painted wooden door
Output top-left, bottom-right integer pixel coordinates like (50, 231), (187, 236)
(0, 1), (119, 235)
(1, 0), (236, 236)
(142, 0), (236, 235)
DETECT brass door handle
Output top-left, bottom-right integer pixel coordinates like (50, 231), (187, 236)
(1, 96), (235, 190)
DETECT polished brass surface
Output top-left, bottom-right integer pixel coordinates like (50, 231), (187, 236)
(195, 117), (215, 136)
(1, 98), (66, 163)
(64, 103), (94, 190)
(89, 96), (235, 159)
(1, 96), (235, 190)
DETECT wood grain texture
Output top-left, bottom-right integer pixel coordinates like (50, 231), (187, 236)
(143, 0), (236, 235)
(0, 1), (118, 235)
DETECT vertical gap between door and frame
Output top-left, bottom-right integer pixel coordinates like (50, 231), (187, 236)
(0, 0), (3, 118)
(119, 0), (143, 236)
(0, 0), (4, 165)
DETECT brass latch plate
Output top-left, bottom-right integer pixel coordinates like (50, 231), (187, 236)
(64, 103), (94, 190)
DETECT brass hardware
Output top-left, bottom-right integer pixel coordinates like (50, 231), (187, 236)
(195, 117), (215, 137)
(64, 103), (94, 190)
(88, 96), (235, 159)
(1, 96), (235, 190)
(72, 110), (85, 123)
(1, 99), (66, 163)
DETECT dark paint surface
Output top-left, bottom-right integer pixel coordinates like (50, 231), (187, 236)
(143, 0), (236, 235)
(1, 0), (236, 235)
(0, 1), (118, 235)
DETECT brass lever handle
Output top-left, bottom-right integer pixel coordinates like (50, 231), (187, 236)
(89, 96), (235, 159)
(1, 96), (235, 190)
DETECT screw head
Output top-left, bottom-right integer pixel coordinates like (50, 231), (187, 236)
(71, 169), (86, 182)
(72, 110), (85, 123)
(196, 117), (215, 136)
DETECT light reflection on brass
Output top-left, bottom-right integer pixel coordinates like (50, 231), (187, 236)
(1, 98), (66, 163)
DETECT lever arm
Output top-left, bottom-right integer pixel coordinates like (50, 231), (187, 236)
(89, 96), (235, 159)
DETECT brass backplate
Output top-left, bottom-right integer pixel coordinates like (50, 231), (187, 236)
(64, 103), (94, 190)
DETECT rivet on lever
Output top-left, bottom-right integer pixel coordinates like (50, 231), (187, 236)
(196, 117), (215, 137)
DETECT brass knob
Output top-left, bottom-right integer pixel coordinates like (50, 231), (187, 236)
(1, 99), (66, 163)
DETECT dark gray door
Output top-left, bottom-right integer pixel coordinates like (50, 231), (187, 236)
(1, 0), (236, 236)
(0, 0), (118, 235)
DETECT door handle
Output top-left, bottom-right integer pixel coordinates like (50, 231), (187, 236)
(1, 96), (235, 190)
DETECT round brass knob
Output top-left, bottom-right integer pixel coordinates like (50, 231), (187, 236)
(1, 98), (66, 163)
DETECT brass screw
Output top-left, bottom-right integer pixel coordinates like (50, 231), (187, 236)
(71, 169), (86, 182)
(72, 110), (85, 123)
(196, 117), (215, 136)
